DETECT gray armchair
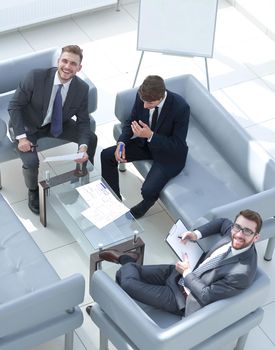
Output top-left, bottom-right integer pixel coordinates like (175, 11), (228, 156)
(113, 74), (275, 260)
(90, 269), (270, 350)
(0, 47), (97, 184)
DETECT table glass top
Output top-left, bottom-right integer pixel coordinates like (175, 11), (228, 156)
(47, 166), (143, 255)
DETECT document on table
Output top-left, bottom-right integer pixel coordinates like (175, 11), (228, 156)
(166, 219), (204, 270)
(76, 180), (129, 229)
(43, 152), (84, 162)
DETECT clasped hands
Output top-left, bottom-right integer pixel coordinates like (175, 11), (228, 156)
(175, 231), (198, 275)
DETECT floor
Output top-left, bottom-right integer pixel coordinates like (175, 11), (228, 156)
(0, 0), (275, 349)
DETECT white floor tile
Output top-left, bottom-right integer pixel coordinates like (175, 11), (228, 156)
(20, 19), (91, 51)
(44, 242), (92, 305)
(31, 332), (86, 350)
(222, 78), (275, 124)
(73, 7), (137, 41)
(260, 302), (275, 344)
(0, 31), (33, 60)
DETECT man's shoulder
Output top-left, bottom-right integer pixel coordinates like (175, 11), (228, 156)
(71, 74), (89, 92)
(29, 67), (56, 77)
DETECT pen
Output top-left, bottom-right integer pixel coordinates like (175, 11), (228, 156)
(119, 143), (124, 158)
(100, 182), (107, 189)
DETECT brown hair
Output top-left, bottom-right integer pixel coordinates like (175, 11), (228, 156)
(138, 75), (166, 102)
(61, 45), (83, 63)
(235, 209), (262, 233)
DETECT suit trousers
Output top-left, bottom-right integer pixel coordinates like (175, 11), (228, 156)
(101, 139), (172, 201)
(116, 262), (185, 315)
(18, 119), (97, 190)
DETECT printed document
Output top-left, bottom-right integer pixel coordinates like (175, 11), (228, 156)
(77, 180), (129, 229)
(166, 219), (204, 269)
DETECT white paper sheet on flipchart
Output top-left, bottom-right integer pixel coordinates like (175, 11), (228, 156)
(43, 152), (84, 162)
(77, 180), (130, 229)
(166, 219), (204, 269)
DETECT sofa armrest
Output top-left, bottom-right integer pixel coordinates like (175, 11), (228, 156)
(90, 269), (270, 350)
(78, 71), (97, 114)
(114, 88), (137, 123)
(0, 273), (85, 337)
(199, 187), (275, 225)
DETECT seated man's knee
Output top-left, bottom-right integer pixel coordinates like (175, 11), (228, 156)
(101, 147), (115, 162)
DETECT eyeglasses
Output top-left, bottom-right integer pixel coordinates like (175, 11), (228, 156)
(231, 223), (256, 237)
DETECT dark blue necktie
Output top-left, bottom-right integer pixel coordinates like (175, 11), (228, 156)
(51, 84), (63, 137)
(151, 107), (158, 131)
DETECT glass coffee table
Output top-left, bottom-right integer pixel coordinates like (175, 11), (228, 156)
(38, 164), (144, 279)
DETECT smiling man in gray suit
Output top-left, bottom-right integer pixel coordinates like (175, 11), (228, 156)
(8, 45), (97, 214)
(101, 209), (262, 316)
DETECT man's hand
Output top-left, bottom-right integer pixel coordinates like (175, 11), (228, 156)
(18, 138), (34, 152)
(115, 143), (126, 163)
(75, 145), (89, 163)
(179, 231), (198, 244)
(175, 254), (191, 275)
(131, 120), (153, 139)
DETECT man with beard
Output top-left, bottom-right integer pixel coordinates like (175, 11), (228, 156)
(8, 45), (97, 214)
(99, 209), (262, 316)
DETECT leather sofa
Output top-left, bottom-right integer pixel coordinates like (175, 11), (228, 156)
(0, 193), (85, 350)
(113, 74), (275, 260)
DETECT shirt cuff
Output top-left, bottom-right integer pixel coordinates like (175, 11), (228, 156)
(16, 133), (27, 140)
(194, 229), (202, 239)
(147, 132), (154, 142)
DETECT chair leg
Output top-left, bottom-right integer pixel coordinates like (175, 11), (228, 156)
(100, 330), (109, 350)
(64, 331), (74, 350)
(264, 237), (275, 261)
(234, 333), (248, 350)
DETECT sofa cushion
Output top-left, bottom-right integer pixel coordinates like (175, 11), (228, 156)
(0, 195), (59, 304)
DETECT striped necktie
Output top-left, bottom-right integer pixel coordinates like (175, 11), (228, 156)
(192, 246), (231, 277)
(178, 246), (231, 287)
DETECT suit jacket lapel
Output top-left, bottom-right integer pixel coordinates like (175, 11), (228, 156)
(153, 91), (173, 133)
(63, 76), (77, 115)
(205, 236), (231, 258)
(42, 68), (56, 120)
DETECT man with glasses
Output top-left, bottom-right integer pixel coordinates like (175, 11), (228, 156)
(100, 75), (190, 218)
(101, 209), (262, 316)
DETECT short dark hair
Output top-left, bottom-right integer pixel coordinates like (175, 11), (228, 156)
(138, 75), (166, 102)
(235, 209), (262, 233)
(61, 45), (83, 63)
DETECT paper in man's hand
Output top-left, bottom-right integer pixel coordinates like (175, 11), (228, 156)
(166, 219), (204, 270)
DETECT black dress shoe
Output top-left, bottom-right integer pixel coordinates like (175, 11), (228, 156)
(28, 189), (39, 214)
(99, 249), (140, 264)
(130, 199), (155, 219)
(86, 305), (92, 316)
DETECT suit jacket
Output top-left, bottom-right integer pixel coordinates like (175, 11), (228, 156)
(118, 90), (190, 177)
(176, 218), (258, 316)
(8, 67), (91, 146)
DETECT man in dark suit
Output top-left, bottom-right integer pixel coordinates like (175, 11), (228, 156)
(8, 45), (97, 214)
(100, 209), (262, 316)
(101, 75), (190, 218)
